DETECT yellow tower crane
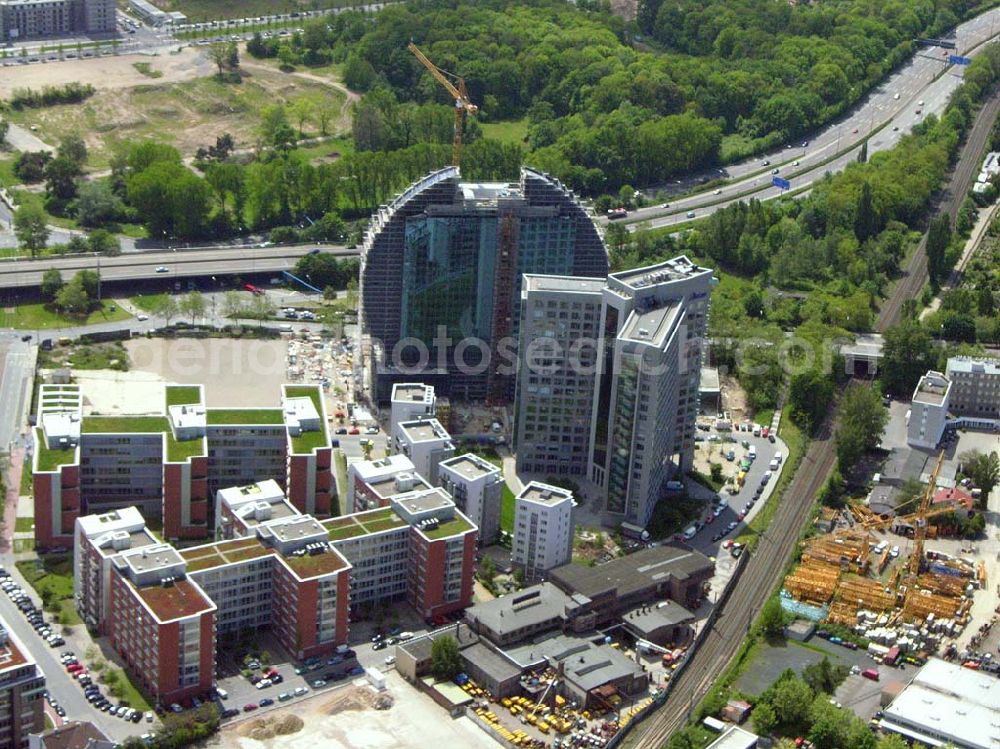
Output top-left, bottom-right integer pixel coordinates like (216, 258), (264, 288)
(408, 42), (478, 168)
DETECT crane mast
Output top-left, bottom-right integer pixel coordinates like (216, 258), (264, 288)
(408, 42), (478, 168)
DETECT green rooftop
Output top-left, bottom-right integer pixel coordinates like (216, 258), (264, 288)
(421, 516), (474, 540)
(165, 386), (202, 408)
(81, 416), (205, 463)
(206, 409), (284, 425)
(284, 385), (329, 454)
(323, 507), (408, 542)
(82, 416), (168, 434)
(33, 428), (77, 472)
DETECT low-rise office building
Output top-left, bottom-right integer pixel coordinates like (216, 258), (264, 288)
(0, 621), (45, 749)
(548, 545), (713, 624)
(879, 657), (1000, 749)
(464, 582), (596, 647)
(512, 482), (575, 581)
(438, 454), (503, 546)
(33, 383), (333, 548)
(946, 357), (1000, 422)
(392, 418), (454, 486)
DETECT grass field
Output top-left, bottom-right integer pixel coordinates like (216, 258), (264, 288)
(14, 518), (33, 533)
(0, 301), (132, 330)
(16, 555), (82, 625)
(0, 156), (17, 189)
(480, 118), (528, 146)
(3, 68), (345, 168)
(130, 293), (169, 313)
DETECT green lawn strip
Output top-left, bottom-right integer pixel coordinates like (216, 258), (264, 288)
(206, 408), (283, 425)
(165, 385), (202, 407)
(14, 518), (33, 533)
(333, 449), (348, 505)
(34, 429), (76, 472)
(480, 118), (528, 146)
(500, 484), (515, 533)
(130, 293), (169, 313)
(284, 385), (329, 453)
(15, 555), (82, 625)
(2, 301), (132, 331)
(422, 516), (473, 540)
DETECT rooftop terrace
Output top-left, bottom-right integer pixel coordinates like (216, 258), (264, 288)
(205, 409), (284, 426)
(80, 416), (205, 462)
(419, 515), (474, 540)
(180, 537), (273, 572)
(281, 550), (348, 579)
(34, 428), (77, 472)
(165, 385), (202, 408)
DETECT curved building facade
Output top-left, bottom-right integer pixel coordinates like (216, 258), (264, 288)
(360, 167), (608, 403)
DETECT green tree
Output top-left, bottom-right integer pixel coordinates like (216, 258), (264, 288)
(835, 383), (888, 470)
(179, 291), (207, 323)
(789, 368), (834, 432)
(88, 228), (120, 256)
(40, 269), (64, 301)
(770, 675), (813, 726)
(430, 635), (462, 680)
(153, 295), (179, 326)
(710, 462), (724, 485)
(0, 118), (8, 147)
(248, 293), (276, 322)
(926, 213), (951, 287)
(759, 596), (785, 638)
(54, 277), (90, 314)
(44, 155), (82, 201)
(854, 181), (877, 242)
(751, 700), (778, 736)
(961, 450), (999, 501)
(57, 133), (88, 167)
(222, 290), (245, 322)
(881, 321), (935, 397)
(802, 656), (836, 694)
(808, 699), (847, 749)
(75, 180), (126, 227)
(289, 98), (315, 138)
(13, 203), (49, 257)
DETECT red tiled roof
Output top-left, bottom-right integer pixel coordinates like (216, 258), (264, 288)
(933, 487), (974, 509)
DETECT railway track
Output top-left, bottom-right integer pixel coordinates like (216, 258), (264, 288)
(631, 83), (1000, 749)
(877, 84), (1000, 332)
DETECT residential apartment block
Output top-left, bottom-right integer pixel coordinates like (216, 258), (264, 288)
(0, 622), (45, 749)
(512, 482), (575, 581)
(346, 455), (429, 513)
(514, 275), (604, 477)
(389, 383), (436, 439)
(439, 454), (503, 546)
(946, 357), (1000, 421)
(360, 167), (609, 403)
(0, 0), (115, 41)
(32, 384), (333, 549)
(392, 418), (454, 486)
(75, 483), (477, 701)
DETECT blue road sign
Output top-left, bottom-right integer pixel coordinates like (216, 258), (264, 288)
(949, 55), (973, 66)
(772, 176), (791, 190)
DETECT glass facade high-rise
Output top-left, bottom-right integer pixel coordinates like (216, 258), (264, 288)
(361, 167), (608, 403)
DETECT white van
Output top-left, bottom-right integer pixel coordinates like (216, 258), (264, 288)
(683, 525), (698, 540)
(874, 540), (887, 555)
(748, 445), (757, 460)
(769, 459), (779, 471)
(773, 452), (782, 464)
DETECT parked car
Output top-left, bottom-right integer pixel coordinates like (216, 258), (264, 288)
(243, 703), (258, 712)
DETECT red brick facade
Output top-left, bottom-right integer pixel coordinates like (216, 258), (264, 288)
(163, 457), (210, 540)
(287, 447), (334, 517)
(33, 465), (80, 550)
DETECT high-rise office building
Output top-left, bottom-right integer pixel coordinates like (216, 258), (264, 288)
(514, 275), (605, 477)
(360, 167), (608, 403)
(590, 257), (714, 527)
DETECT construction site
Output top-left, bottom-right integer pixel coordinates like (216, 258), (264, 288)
(781, 452), (997, 666)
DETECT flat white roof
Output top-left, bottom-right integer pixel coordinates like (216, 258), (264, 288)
(217, 480), (287, 510)
(352, 454), (417, 481)
(948, 357), (1000, 376)
(881, 658), (1000, 749)
(399, 418), (451, 444)
(169, 403), (206, 430)
(391, 383), (435, 405)
(706, 726), (758, 749)
(440, 454), (501, 481)
(517, 481), (575, 507)
(77, 507), (146, 538)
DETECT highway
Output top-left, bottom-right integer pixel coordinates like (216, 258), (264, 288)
(0, 244), (361, 290)
(628, 79), (1000, 748)
(613, 9), (1000, 231)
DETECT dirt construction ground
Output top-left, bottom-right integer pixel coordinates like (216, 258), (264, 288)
(0, 48), (214, 98)
(211, 673), (494, 749)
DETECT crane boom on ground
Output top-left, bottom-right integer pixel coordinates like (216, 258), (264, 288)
(408, 41), (478, 168)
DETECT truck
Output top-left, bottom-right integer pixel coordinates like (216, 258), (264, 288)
(606, 208), (628, 220)
(861, 668), (880, 681)
(883, 646), (900, 666)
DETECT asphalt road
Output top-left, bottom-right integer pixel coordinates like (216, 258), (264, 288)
(0, 245), (361, 290)
(615, 9), (1000, 231)
(0, 564), (137, 741)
